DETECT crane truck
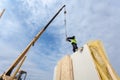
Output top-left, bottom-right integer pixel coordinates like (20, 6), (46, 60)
(0, 5), (66, 80)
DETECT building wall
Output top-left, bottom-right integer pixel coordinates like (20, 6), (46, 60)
(53, 40), (119, 80)
(71, 45), (100, 80)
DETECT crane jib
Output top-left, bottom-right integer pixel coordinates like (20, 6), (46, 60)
(5, 5), (66, 76)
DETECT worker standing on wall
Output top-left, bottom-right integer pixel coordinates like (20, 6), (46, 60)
(66, 36), (78, 52)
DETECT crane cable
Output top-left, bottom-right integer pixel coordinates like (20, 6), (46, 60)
(64, 6), (67, 39)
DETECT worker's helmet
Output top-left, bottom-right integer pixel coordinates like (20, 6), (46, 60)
(73, 36), (75, 38)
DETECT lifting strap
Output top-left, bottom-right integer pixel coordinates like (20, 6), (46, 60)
(64, 6), (67, 39)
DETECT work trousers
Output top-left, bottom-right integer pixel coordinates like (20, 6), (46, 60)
(72, 43), (78, 52)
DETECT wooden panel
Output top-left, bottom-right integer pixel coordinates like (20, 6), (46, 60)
(88, 40), (119, 80)
(54, 40), (120, 80)
(55, 55), (74, 80)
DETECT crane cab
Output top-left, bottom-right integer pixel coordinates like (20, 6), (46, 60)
(16, 70), (27, 80)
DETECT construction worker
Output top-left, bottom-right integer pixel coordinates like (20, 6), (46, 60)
(66, 36), (78, 52)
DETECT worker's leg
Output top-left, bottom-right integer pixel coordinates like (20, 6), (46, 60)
(72, 43), (76, 52)
(73, 43), (78, 52)
(73, 48), (75, 52)
(75, 44), (78, 50)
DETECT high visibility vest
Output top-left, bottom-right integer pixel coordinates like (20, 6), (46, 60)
(71, 39), (77, 44)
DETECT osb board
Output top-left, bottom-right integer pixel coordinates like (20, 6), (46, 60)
(55, 55), (74, 80)
(88, 40), (119, 80)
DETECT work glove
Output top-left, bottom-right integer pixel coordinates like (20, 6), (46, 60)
(66, 38), (68, 41)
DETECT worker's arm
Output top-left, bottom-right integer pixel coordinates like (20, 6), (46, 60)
(66, 38), (71, 42)
(66, 37), (73, 42)
(67, 36), (74, 39)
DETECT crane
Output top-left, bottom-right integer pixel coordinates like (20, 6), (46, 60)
(0, 5), (66, 80)
(0, 9), (5, 19)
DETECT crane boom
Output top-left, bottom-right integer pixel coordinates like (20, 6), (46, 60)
(0, 9), (5, 19)
(5, 5), (66, 76)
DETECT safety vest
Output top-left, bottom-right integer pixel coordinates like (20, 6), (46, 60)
(71, 39), (77, 44)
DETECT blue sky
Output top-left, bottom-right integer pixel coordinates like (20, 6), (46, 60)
(0, 0), (120, 80)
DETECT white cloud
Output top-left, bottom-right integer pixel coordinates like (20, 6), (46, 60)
(0, 0), (120, 80)
(41, 0), (56, 6)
